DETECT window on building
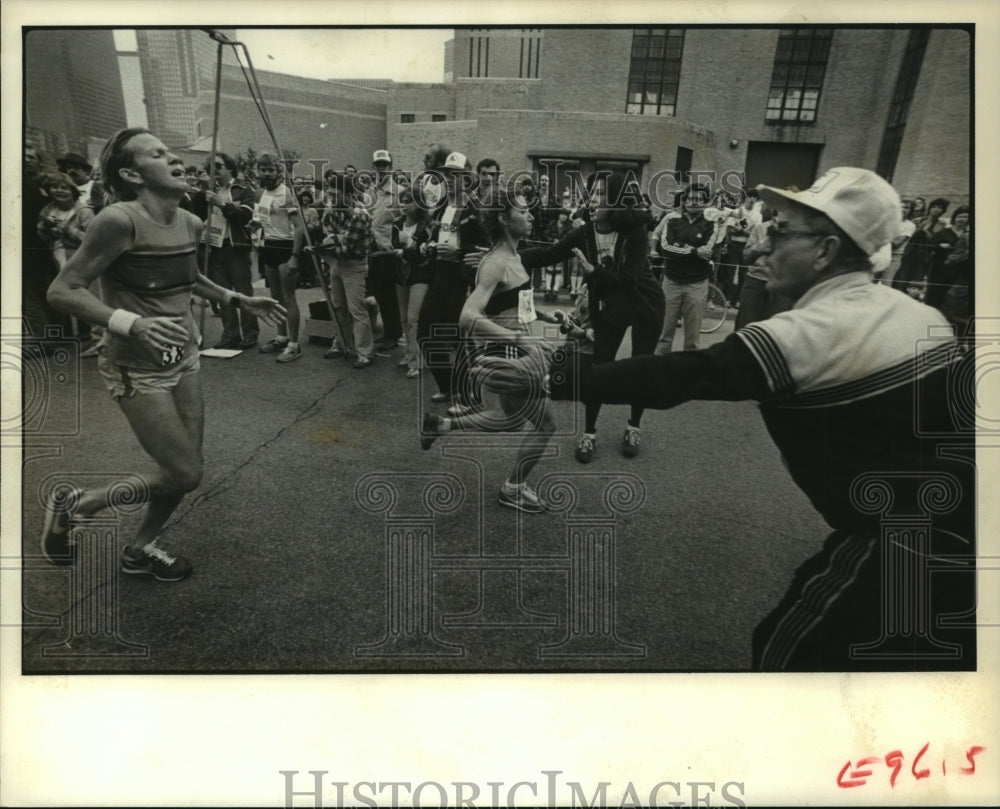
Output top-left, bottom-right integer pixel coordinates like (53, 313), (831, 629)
(468, 30), (490, 78)
(431, 114), (447, 122)
(519, 28), (542, 79)
(765, 29), (832, 124)
(626, 28), (684, 116)
(400, 113), (415, 124)
(876, 28), (931, 182)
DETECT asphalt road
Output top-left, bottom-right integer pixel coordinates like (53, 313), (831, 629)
(18, 282), (830, 673)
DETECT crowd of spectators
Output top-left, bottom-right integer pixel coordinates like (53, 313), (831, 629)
(23, 137), (974, 439)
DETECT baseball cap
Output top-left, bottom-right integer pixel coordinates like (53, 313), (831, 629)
(57, 152), (93, 172)
(372, 149), (392, 165)
(757, 167), (901, 256)
(442, 152), (469, 171)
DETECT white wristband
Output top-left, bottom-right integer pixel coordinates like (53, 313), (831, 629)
(108, 309), (141, 337)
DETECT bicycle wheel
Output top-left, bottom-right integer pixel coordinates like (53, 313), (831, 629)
(701, 283), (728, 333)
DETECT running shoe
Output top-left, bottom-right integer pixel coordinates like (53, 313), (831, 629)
(420, 412), (443, 450)
(259, 338), (288, 354)
(276, 344), (302, 363)
(353, 356), (372, 370)
(212, 338), (239, 350)
(324, 346), (349, 359)
(498, 481), (547, 514)
(622, 426), (641, 458)
(575, 434), (596, 464)
(431, 392), (451, 403)
(40, 486), (82, 566)
(238, 337), (258, 349)
(121, 543), (193, 582)
(405, 368), (420, 379)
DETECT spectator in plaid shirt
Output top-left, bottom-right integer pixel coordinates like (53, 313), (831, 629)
(306, 172), (376, 369)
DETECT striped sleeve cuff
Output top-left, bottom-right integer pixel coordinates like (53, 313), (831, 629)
(736, 324), (795, 395)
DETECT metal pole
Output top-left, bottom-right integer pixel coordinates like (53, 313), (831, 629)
(198, 40), (225, 340)
(202, 28), (348, 351)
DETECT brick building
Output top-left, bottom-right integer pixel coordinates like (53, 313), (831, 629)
(23, 26), (970, 210)
(388, 26), (971, 208)
(216, 69), (388, 177)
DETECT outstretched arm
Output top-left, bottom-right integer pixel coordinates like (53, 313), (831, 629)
(475, 333), (771, 406)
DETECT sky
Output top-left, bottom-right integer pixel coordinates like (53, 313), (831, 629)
(114, 28), (453, 83)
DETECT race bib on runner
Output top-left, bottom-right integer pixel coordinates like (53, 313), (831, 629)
(518, 288), (537, 324)
(160, 344), (184, 367)
(255, 201), (272, 230)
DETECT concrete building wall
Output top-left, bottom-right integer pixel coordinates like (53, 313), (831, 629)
(452, 28), (544, 79)
(893, 29), (971, 205)
(216, 67), (386, 172)
(386, 121), (481, 174)
(676, 28), (781, 176)
(388, 83), (456, 124)
(677, 28), (910, 179)
(539, 28), (634, 113)
(453, 79), (543, 120)
(456, 109), (714, 205)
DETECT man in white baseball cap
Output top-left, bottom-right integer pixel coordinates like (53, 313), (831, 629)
(483, 166), (976, 671)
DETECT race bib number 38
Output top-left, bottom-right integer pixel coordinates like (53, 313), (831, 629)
(160, 344), (184, 367)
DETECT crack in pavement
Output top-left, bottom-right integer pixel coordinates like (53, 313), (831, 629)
(166, 377), (351, 529)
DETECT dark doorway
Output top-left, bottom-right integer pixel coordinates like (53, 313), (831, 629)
(532, 156), (645, 207)
(744, 142), (823, 191)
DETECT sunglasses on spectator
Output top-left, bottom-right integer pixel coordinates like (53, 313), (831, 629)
(767, 223), (830, 245)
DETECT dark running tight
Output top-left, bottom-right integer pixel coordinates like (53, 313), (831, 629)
(584, 319), (659, 433)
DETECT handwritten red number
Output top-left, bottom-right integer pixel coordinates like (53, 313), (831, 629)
(962, 746), (985, 775)
(843, 743), (983, 788)
(838, 757), (880, 788)
(884, 750), (904, 788)
(911, 742), (931, 780)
